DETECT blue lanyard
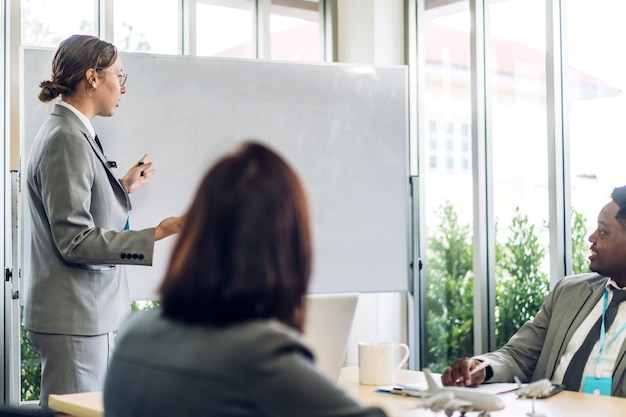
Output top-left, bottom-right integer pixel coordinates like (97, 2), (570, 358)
(597, 289), (626, 366)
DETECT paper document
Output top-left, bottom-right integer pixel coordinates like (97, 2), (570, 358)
(469, 383), (519, 395)
(377, 382), (518, 397)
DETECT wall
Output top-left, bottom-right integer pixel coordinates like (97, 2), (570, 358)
(335, 0), (410, 368)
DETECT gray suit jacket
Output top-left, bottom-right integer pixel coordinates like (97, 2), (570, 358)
(104, 310), (387, 417)
(476, 272), (626, 397)
(24, 104), (156, 335)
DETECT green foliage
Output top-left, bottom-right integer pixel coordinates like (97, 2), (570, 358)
(495, 208), (548, 348)
(131, 299), (160, 311)
(20, 316), (40, 402)
(571, 208), (590, 274)
(424, 202), (474, 372)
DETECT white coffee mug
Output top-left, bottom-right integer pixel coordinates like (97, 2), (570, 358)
(358, 341), (410, 385)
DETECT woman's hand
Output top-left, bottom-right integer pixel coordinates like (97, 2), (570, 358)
(155, 215), (185, 241)
(121, 153), (154, 194)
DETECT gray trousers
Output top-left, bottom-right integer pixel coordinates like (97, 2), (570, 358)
(28, 331), (114, 412)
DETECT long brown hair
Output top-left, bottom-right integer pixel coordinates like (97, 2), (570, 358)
(159, 141), (312, 331)
(38, 34), (118, 102)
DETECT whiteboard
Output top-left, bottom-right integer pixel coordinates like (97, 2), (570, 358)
(21, 48), (410, 299)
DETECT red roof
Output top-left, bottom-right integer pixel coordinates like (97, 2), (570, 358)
(216, 20), (621, 98)
(424, 21), (620, 98)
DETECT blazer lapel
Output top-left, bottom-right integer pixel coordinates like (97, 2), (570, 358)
(81, 132), (132, 211)
(545, 278), (606, 378)
(52, 105), (131, 210)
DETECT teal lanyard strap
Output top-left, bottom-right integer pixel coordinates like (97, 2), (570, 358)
(598, 289), (626, 365)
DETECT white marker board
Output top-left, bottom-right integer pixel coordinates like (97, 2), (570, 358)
(21, 48), (409, 299)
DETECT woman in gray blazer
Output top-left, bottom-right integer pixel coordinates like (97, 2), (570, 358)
(25, 35), (184, 411)
(104, 142), (387, 417)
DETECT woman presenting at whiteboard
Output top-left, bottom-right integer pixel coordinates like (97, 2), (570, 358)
(24, 34), (183, 411)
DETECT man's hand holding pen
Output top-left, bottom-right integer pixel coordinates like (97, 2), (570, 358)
(441, 358), (490, 387)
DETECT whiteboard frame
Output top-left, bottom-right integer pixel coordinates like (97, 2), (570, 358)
(21, 48), (410, 299)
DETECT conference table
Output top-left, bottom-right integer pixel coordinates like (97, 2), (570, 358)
(49, 367), (626, 417)
(337, 367), (626, 416)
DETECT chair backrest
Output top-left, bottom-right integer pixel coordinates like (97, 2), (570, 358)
(0, 405), (55, 417)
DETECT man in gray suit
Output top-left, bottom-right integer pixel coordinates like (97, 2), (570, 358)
(25, 35), (183, 411)
(441, 185), (626, 397)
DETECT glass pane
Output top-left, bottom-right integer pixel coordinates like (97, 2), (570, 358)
(21, 0), (96, 47)
(270, 0), (321, 62)
(567, 0), (625, 273)
(196, 0), (254, 58)
(488, 0), (550, 348)
(114, 0), (179, 54)
(423, 1), (474, 372)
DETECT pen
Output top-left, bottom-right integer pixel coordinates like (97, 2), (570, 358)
(455, 361), (490, 384)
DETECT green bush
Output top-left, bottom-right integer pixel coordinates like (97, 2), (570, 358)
(20, 317), (40, 402)
(571, 208), (590, 274)
(424, 202), (474, 371)
(131, 300), (160, 311)
(495, 208), (548, 348)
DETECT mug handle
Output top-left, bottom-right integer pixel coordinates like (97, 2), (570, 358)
(394, 343), (410, 370)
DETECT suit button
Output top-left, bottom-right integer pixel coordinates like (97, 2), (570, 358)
(120, 253), (126, 259)
(132, 254), (138, 259)
(138, 254), (144, 260)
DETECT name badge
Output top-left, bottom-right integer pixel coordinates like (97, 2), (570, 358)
(582, 376), (612, 396)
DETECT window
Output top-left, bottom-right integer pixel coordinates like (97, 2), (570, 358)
(411, 0), (622, 373)
(488, 0), (550, 348)
(21, 0), (96, 47)
(445, 121), (454, 136)
(566, 0), (625, 274)
(114, 0), (179, 54)
(270, 0), (321, 61)
(460, 122), (469, 137)
(196, 0), (254, 58)
(422, 0), (474, 372)
(429, 119), (438, 134)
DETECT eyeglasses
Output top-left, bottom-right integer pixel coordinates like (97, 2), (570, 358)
(98, 69), (128, 87)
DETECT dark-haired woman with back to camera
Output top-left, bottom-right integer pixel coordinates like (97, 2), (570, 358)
(103, 142), (388, 417)
(25, 34), (184, 411)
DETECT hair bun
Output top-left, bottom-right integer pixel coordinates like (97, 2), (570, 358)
(38, 79), (62, 102)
